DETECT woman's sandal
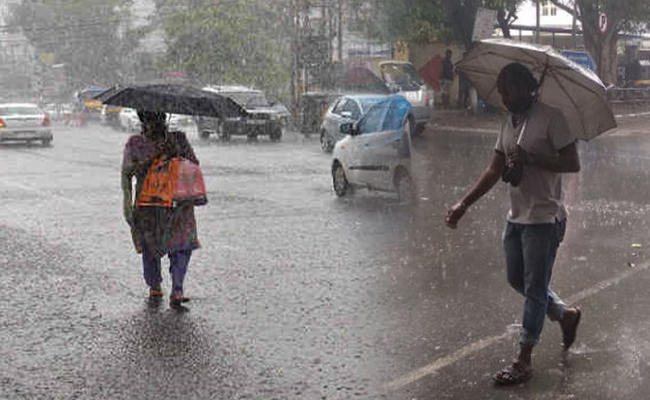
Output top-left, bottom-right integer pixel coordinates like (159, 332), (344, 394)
(149, 287), (164, 298)
(493, 362), (533, 385)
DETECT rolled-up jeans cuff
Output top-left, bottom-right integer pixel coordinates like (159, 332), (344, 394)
(519, 329), (538, 349)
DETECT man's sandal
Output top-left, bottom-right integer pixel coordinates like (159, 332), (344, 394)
(169, 294), (190, 309)
(562, 307), (582, 350)
(149, 287), (164, 298)
(493, 362), (533, 385)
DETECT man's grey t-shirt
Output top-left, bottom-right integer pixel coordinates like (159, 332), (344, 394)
(495, 102), (576, 224)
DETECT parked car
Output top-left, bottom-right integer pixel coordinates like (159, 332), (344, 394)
(331, 94), (415, 202)
(118, 107), (140, 132)
(319, 94), (388, 152)
(0, 103), (53, 146)
(168, 113), (194, 131)
(197, 85), (285, 142)
(370, 60), (433, 135)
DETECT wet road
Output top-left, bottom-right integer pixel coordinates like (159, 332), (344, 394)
(2, 121), (650, 399)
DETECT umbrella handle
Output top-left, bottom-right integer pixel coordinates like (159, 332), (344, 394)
(536, 62), (550, 96)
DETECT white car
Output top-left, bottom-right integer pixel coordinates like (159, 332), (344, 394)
(0, 103), (53, 146)
(331, 94), (415, 202)
(320, 94), (389, 153)
(118, 107), (140, 132)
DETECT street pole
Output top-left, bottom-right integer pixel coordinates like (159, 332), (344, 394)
(535, 0), (540, 44)
(337, 0), (342, 62)
(291, 0), (299, 112)
(572, 0), (578, 48)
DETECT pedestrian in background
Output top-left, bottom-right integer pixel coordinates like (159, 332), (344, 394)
(456, 52), (471, 110)
(121, 110), (200, 309)
(444, 62), (582, 385)
(439, 49), (454, 108)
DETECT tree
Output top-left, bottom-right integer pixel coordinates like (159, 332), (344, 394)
(439, 0), (524, 49)
(8, 0), (140, 94)
(550, 0), (650, 85)
(155, 1), (292, 98)
(360, 0), (523, 50)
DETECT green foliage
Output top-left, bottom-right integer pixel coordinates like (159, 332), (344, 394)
(8, 0), (138, 91)
(550, 0), (650, 84)
(361, 0), (445, 44)
(552, 0), (650, 32)
(157, 1), (291, 97)
(359, 0), (524, 48)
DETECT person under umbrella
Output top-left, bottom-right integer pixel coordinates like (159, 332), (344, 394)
(445, 63), (582, 385)
(121, 110), (200, 309)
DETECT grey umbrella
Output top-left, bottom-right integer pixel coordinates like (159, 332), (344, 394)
(456, 38), (616, 141)
(94, 83), (248, 118)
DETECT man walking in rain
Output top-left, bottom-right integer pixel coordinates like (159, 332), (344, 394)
(439, 49), (454, 108)
(444, 62), (582, 385)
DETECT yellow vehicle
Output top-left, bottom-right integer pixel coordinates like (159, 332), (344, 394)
(77, 86), (108, 118)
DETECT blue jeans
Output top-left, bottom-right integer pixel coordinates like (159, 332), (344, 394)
(503, 219), (567, 348)
(142, 249), (192, 296)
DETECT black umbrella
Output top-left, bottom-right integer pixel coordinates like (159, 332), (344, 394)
(94, 83), (248, 118)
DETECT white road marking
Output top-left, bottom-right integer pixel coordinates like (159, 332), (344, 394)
(380, 259), (650, 394)
(615, 111), (650, 119)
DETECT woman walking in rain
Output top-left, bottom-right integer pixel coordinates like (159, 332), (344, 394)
(444, 63), (582, 385)
(121, 110), (200, 309)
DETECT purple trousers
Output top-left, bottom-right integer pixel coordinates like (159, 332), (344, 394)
(142, 249), (192, 296)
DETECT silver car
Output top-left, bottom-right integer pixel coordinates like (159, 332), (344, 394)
(319, 94), (388, 153)
(0, 103), (53, 146)
(378, 61), (434, 134)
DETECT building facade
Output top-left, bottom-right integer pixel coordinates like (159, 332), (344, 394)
(0, 0), (36, 100)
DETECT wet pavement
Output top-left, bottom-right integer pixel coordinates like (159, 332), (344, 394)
(1, 114), (650, 399)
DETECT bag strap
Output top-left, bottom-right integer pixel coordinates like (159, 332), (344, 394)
(516, 118), (528, 146)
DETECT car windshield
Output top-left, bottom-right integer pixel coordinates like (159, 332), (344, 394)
(224, 92), (270, 108)
(79, 89), (105, 101)
(0, 105), (40, 115)
(358, 97), (386, 112)
(380, 63), (424, 91)
(358, 99), (389, 133)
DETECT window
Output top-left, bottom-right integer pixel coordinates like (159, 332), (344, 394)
(331, 98), (347, 115)
(0, 106), (40, 115)
(540, 1), (557, 17)
(382, 102), (402, 132)
(340, 100), (361, 119)
(358, 101), (387, 134)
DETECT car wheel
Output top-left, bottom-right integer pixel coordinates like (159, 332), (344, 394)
(199, 130), (211, 140)
(332, 161), (349, 197)
(270, 127), (282, 142)
(394, 168), (415, 203)
(413, 121), (425, 136)
(320, 131), (333, 152)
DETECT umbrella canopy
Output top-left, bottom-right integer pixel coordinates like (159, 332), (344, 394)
(456, 38), (616, 141)
(94, 83), (248, 118)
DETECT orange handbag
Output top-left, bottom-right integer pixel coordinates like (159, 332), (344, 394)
(137, 157), (207, 208)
